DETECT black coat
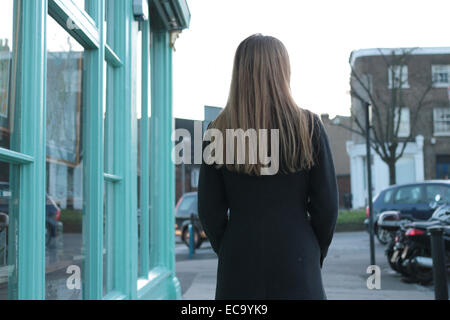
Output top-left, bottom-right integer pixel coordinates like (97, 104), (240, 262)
(198, 115), (339, 300)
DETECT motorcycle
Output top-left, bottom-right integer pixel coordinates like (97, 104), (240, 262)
(379, 196), (450, 284)
(401, 206), (450, 284)
(378, 211), (413, 277)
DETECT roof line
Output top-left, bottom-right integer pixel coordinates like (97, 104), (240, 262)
(350, 47), (450, 66)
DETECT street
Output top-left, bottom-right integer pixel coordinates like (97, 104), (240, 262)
(175, 231), (439, 300)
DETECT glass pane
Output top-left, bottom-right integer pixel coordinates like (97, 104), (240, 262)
(103, 59), (114, 295)
(136, 28), (143, 276)
(103, 181), (114, 296)
(45, 16), (84, 300)
(105, 0), (118, 52)
(394, 185), (421, 204)
(0, 161), (19, 300)
(0, 0), (21, 152)
(425, 185), (450, 202)
(104, 62), (113, 172)
(395, 157), (416, 185)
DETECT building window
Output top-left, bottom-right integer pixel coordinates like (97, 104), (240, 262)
(432, 65), (450, 88)
(388, 65), (409, 89)
(394, 107), (410, 137)
(433, 107), (450, 136)
(395, 157), (416, 185)
(191, 167), (200, 188)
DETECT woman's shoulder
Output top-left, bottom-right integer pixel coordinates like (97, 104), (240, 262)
(300, 108), (325, 135)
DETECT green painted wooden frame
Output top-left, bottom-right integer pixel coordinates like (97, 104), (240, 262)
(15, 0), (48, 300)
(5, 0), (188, 300)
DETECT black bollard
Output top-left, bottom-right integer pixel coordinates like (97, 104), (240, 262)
(428, 226), (448, 300)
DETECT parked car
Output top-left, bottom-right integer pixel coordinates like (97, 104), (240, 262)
(175, 192), (207, 249)
(364, 180), (450, 244)
(0, 182), (61, 246)
(45, 194), (62, 246)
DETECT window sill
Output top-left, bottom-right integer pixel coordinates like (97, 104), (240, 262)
(432, 84), (450, 88)
(103, 291), (127, 300)
(137, 266), (175, 300)
(433, 133), (450, 137)
(388, 85), (410, 90)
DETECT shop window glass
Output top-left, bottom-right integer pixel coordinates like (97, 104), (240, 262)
(0, 162), (20, 300)
(0, 0), (22, 301)
(103, 60), (115, 295)
(0, 0), (21, 152)
(103, 181), (114, 295)
(45, 15), (85, 300)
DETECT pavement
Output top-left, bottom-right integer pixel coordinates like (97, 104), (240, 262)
(175, 231), (443, 300)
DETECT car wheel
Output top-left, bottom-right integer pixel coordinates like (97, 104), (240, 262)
(376, 228), (392, 245)
(182, 227), (202, 249)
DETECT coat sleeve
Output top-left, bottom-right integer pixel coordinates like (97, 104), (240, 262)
(198, 155), (229, 255)
(307, 115), (339, 268)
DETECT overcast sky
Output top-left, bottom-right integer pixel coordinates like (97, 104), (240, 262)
(2, 1), (450, 121)
(173, 0), (450, 120)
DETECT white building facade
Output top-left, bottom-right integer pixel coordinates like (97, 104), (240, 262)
(347, 136), (425, 208)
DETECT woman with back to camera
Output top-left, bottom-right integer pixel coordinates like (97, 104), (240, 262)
(198, 34), (338, 300)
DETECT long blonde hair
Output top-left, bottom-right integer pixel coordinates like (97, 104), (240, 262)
(210, 34), (315, 175)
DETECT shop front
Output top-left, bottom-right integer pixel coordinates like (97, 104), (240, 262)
(0, 0), (190, 300)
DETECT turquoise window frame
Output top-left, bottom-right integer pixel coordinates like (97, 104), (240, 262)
(139, 21), (150, 279)
(3, 0), (189, 300)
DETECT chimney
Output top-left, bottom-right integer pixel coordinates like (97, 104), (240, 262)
(321, 114), (330, 122)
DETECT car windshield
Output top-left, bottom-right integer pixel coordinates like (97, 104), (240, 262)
(177, 195), (197, 216)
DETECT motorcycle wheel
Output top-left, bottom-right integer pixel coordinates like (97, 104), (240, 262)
(386, 241), (399, 272)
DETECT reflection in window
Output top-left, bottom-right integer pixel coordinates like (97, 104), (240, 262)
(383, 189), (394, 204)
(395, 157), (416, 185)
(425, 185), (450, 202)
(137, 29), (143, 276)
(45, 16), (84, 300)
(393, 107), (410, 137)
(103, 59), (115, 295)
(0, 0), (20, 301)
(0, 162), (19, 300)
(0, 0), (20, 152)
(394, 186), (421, 204)
(103, 181), (114, 295)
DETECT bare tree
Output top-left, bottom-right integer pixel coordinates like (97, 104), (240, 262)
(336, 48), (434, 185)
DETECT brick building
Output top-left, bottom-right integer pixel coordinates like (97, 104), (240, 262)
(175, 118), (202, 202)
(321, 114), (352, 208)
(175, 106), (222, 203)
(348, 48), (450, 208)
